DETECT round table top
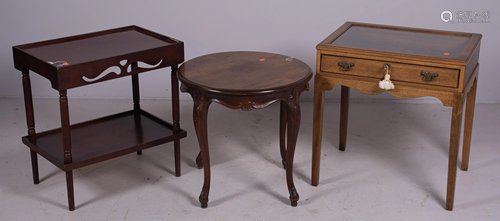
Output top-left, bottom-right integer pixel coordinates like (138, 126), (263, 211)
(178, 51), (312, 94)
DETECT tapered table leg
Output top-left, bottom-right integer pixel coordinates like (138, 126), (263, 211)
(279, 101), (287, 169)
(30, 150), (39, 184)
(339, 86), (350, 151)
(193, 98), (211, 208)
(461, 78), (478, 171)
(311, 78), (325, 186)
(66, 171), (75, 211)
(445, 94), (464, 211)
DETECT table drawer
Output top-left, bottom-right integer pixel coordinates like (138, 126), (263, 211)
(320, 55), (459, 88)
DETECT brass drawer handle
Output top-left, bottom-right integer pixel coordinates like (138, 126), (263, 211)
(338, 62), (355, 71)
(420, 71), (439, 81)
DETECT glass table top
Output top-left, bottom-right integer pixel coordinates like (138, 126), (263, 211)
(331, 26), (471, 58)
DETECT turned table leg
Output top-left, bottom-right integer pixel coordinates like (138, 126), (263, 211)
(193, 98), (211, 208)
(311, 78), (325, 186)
(171, 66), (181, 177)
(461, 77), (478, 171)
(339, 86), (350, 151)
(280, 101), (287, 169)
(446, 94), (464, 211)
(59, 91), (75, 211)
(22, 69), (39, 184)
(131, 62), (143, 156)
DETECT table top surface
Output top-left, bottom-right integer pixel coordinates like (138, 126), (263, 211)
(13, 26), (184, 91)
(178, 51), (312, 93)
(332, 26), (470, 58)
(318, 22), (481, 62)
(17, 27), (176, 67)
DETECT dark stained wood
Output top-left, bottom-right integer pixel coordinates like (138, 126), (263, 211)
(192, 94), (211, 209)
(66, 171), (75, 211)
(21, 110), (186, 171)
(313, 22), (481, 211)
(14, 27), (186, 211)
(280, 101), (287, 168)
(13, 26), (184, 90)
(179, 51), (312, 208)
(29, 150), (39, 184)
(284, 90), (301, 207)
(171, 66), (181, 177)
(23, 31), (171, 64)
(59, 90), (74, 211)
(131, 62), (142, 156)
(179, 52), (311, 93)
(195, 151), (203, 169)
(21, 69), (40, 185)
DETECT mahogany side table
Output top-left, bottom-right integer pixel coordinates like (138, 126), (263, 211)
(178, 51), (312, 208)
(312, 22), (481, 210)
(13, 26), (187, 211)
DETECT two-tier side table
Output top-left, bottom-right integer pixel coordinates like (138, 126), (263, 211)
(178, 51), (312, 208)
(13, 26), (187, 211)
(312, 22), (481, 210)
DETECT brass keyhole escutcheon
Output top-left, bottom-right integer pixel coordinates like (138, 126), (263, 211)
(383, 63), (392, 70)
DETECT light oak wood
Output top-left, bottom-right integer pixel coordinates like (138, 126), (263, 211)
(339, 86), (350, 151)
(321, 55), (460, 88)
(312, 22), (482, 211)
(461, 69), (479, 171)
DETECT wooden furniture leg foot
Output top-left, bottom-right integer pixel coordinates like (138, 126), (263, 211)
(174, 140), (180, 176)
(280, 101), (287, 169)
(30, 150), (39, 184)
(461, 78), (478, 171)
(193, 99), (211, 208)
(446, 94), (464, 211)
(285, 96), (300, 207)
(339, 86), (350, 151)
(22, 69), (39, 184)
(196, 152), (203, 169)
(66, 171), (75, 211)
(60, 91), (75, 211)
(311, 78), (325, 186)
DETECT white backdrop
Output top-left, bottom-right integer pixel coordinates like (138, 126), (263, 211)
(1, 0), (498, 102)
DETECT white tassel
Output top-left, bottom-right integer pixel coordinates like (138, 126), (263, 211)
(379, 73), (394, 90)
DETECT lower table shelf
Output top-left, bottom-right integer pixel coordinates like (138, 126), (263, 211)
(22, 109), (186, 171)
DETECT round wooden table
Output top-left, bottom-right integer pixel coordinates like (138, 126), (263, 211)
(178, 51), (312, 208)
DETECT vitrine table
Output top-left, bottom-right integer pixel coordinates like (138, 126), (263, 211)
(13, 26), (187, 211)
(312, 22), (481, 210)
(178, 51), (312, 208)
